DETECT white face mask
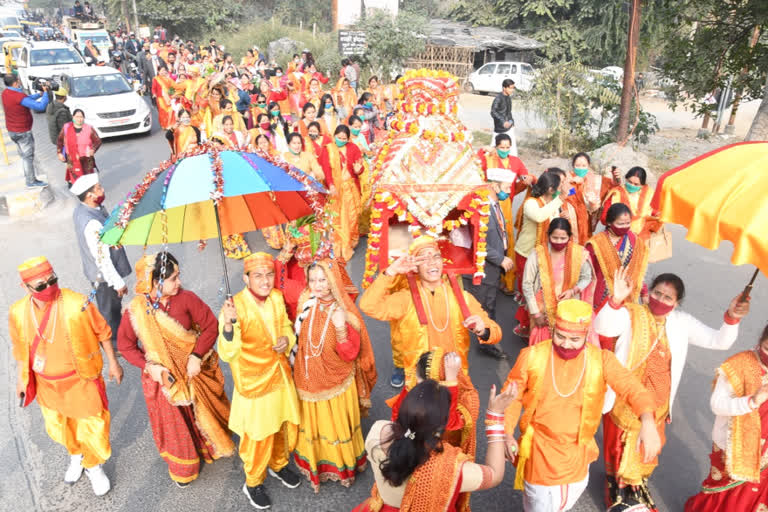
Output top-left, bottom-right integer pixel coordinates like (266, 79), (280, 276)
(181, 118), (191, 125)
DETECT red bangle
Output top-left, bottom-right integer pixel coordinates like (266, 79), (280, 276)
(608, 297), (624, 310)
(724, 311), (741, 325)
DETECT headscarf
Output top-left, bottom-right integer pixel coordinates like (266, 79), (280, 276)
(299, 258), (377, 415)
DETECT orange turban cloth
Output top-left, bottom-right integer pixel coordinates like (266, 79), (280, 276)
(554, 299), (593, 334)
(244, 252), (274, 273)
(18, 256), (53, 283)
(408, 235), (439, 256)
(134, 254), (157, 295)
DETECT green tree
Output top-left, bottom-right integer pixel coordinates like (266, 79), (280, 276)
(658, 0), (768, 138)
(353, 9), (427, 81)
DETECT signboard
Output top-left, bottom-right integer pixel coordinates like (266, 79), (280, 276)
(338, 30), (366, 56)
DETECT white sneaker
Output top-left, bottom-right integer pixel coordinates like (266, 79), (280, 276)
(64, 454), (84, 484)
(85, 465), (111, 496)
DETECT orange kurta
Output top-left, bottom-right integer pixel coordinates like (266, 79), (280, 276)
(503, 342), (654, 486)
(359, 274), (502, 372)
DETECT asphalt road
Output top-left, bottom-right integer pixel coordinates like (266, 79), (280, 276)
(1, 99), (766, 512)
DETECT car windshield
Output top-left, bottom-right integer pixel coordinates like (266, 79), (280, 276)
(71, 73), (132, 97)
(30, 48), (83, 66)
(85, 35), (110, 46)
(1, 17), (19, 26)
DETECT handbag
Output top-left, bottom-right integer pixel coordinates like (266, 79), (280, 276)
(648, 226), (673, 263)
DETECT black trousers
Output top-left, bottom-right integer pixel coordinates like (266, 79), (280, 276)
(95, 282), (123, 347)
(462, 278), (498, 321)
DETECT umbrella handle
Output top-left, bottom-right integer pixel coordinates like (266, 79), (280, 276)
(739, 267), (760, 303)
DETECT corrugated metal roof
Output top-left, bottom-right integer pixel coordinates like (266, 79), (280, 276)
(427, 19), (543, 51)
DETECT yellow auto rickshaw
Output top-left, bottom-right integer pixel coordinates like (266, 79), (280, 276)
(3, 40), (24, 73)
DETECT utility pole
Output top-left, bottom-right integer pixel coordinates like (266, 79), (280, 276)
(616, 0), (641, 145)
(131, 0), (139, 35)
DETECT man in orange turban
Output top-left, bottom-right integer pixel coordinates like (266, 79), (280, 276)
(360, 235), (502, 392)
(218, 252), (301, 509)
(9, 256), (122, 496)
(502, 299), (660, 511)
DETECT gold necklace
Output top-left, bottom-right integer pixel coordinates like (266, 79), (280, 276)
(550, 344), (587, 398)
(420, 282), (450, 333)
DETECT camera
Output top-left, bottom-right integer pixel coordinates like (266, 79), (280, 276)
(32, 77), (60, 92)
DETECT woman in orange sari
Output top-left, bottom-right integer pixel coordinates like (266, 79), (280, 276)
(152, 66), (177, 130)
(248, 93), (268, 132)
(293, 259), (377, 492)
(317, 125), (364, 262)
(165, 109), (200, 157)
(601, 166), (661, 241)
(292, 102), (318, 140)
(522, 218), (594, 345)
(353, 380), (516, 512)
(284, 132), (324, 182)
(306, 121), (331, 160)
(117, 252), (234, 486)
(334, 78), (357, 120)
(585, 202), (649, 323)
(513, 171), (568, 338)
(570, 151), (619, 238)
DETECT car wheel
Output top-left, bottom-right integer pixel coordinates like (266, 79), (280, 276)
(464, 81), (475, 94)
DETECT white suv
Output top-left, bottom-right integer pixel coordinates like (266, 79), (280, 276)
(466, 61), (535, 94)
(16, 41), (88, 92)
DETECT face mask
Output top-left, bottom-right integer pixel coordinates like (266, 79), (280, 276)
(497, 149), (510, 158)
(364, 101), (373, 108)
(289, 147), (301, 155)
(270, 110), (280, 117)
(573, 167), (589, 178)
(759, 346), (768, 368)
(625, 183), (642, 194)
(74, 119), (84, 127)
(181, 118), (191, 125)
(334, 137), (347, 147)
(350, 127), (361, 136)
(553, 342), (585, 360)
(552, 190), (561, 198)
(93, 193), (106, 206)
(550, 241), (568, 252)
(309, 133), (320, 140)
(648, 296), (675, 316)
(257, 102), (266, 108)
(276, 72), (282, 77)
(496, 190), (509, 201)
(260, 122), (271, 130)
(324, 103), (333, 109)
(31, 283), (60, 302)
(611, 225), (630, 237)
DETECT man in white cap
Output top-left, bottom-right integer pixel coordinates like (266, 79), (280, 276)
(71, 174), (131, 352)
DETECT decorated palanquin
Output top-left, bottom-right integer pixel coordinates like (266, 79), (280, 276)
(362, 69), (491, 287)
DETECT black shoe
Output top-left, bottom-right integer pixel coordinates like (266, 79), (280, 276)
(243, 483), (271, 509)
(478, 344), (506, 360)
(268, 466), (301, 489)
(175, 481), (190, 489)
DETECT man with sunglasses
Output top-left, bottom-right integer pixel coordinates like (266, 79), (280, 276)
(71, 174), (131, 353)
(9, 256), (123, 496)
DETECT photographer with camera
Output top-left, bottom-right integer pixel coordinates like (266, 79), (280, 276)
(1, 74), (50, 187)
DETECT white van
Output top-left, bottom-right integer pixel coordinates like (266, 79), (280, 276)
(465, 61), (535, 94)
(16, 41), (88, 92)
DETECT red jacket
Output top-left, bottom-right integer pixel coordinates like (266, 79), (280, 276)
(2, 88), (33, 133)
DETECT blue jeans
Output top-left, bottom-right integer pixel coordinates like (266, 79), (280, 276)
(8, 130), (38, 184)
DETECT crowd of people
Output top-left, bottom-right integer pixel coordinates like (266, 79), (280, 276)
(6, 40), (768, 512)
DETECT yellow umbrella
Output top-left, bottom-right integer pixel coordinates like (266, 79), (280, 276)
(652, 141), (768, 296)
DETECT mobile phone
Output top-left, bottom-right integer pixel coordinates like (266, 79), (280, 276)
(19, 392), (25, 408)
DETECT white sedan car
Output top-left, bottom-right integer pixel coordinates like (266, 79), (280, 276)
(61, 66), (152, 138)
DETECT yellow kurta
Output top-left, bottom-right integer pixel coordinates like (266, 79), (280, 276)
(217, 288), (300, 441)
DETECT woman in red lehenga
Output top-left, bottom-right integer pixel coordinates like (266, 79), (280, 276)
(117, 252), (234, 486)
(685, 324), (768, 512)
(152, 66), (177, 130)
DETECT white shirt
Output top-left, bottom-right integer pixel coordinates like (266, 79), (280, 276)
(84, 217), (126, 290)
(710, 371), (754, 450)
(595, 304), (739, 416)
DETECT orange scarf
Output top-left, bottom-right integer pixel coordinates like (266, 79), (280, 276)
(535, 242), (585, 327)
(587, 231), (648, 303)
